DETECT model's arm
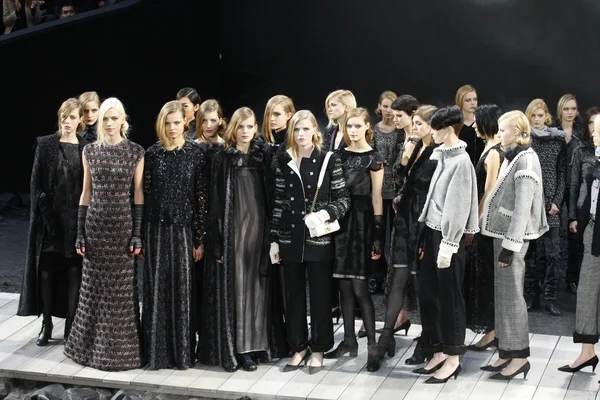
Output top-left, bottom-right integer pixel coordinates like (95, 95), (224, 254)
(79, 153), (92, 206)
(370, 167), (384, 259)
(479, 149), (501, 216)
(3, 0), (18, 28)
(323, 154), (351, 220)
(132, 156), (144, 205)
(568, 149), (582, 227)
(552, 141), (567, 210)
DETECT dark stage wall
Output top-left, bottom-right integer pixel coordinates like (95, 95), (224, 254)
(1, 0), (598, 193)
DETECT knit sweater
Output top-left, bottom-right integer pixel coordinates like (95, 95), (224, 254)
(529, 126), (566, 227)
(569, 142), (597, 221)
(418, 140), (479, 256)
(480, 147), (549, 252)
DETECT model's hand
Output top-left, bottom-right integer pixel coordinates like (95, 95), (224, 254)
(193, 244), (204, 262)
(549, 203), (560, 215)
(498, 248), (514, 268)
(217, 256), (224, 264)
(392, 195), (402, 213)
(437, 254), (451, 268)
(129, 237), (142, 256)
(75, 236), (85, 256)
(464, 233), (474, 246)
(569, 221), (578, 233)
(418, 247), (424, 260)
(269, 242), (281, 264)
(371, 251), (381, 260)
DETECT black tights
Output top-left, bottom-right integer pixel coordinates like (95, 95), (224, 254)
(339, 278), (376, 344)
(383, 267), (410, 329)
(40, 253), (82, 324)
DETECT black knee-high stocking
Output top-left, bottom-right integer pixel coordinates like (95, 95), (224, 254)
(383, 267), (410, 330)
(352, 279), (376, 344)
(67, 263), (82, 319)
(39, 270), (54, 325)
(339, 279), (357, 342)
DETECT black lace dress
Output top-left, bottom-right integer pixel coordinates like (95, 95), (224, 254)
(142, 141), (207, 370)
(334, 149), (386, 279)
(464, 143), (503, 333)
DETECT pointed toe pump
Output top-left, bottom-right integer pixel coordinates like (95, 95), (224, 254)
(424, 365), (461, 384)
(558, 356), (599, 373)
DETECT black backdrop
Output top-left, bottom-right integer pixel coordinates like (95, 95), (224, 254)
(2, 0), (599, 193)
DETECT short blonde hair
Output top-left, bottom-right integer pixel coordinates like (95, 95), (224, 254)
(342, 107), (374, 145)
(556, 94), (577, 122)
(455, 84), (476, 109)
(78, 91), (100, 108)
(196, 99), (227, 141)
(224, 107), (257, 148)
(498, 110), (532, 146)
(413, 105), (438, 123)
(325, 89), (357, 128)
(525, 98), (552, 126)
(57, 98), (83, 135)
(262, 95), (295, 143)
(286, 110), (322, 159)
(155, 101), (185, 148)
(96, 97), (130, 145)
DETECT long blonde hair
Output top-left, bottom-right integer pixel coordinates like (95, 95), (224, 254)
(224, 107), (257, 148)
(325, 89), (357, 128)
(262, 95), (295, 143)
(196, 99), (227, 141)
(155, 101), (185, 148)
(96, 97), (130, 145)
(286, 110), (322, 159)
(455, 84), (476, 109)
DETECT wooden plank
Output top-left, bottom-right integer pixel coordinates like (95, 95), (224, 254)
(0, 300), (18, 315)
(0, 315), (37, 340)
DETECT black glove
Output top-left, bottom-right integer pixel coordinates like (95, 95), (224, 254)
(129, 204), (144, 251)
(498, 248), (514, 266)
(38, 193), (55, 236)
(75, 205), (88, 251)
(372, 215), (385, 256)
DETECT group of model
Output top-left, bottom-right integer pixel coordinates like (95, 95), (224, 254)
(15, 85), (600, 384)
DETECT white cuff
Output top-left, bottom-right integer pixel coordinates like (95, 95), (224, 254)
(439, 239), (459, 255)
(502, 237), (523, 252)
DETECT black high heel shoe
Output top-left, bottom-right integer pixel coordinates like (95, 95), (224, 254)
(413, 359), (446, 375)
(489, 361), (530, 380)
(308, 352), (324, 375)
(405, 338), (432, 365)
(424, 365), (461, 384)
(324, 340), (358, 358)
(376, 319), (411, 336)
(283, 349), (311, 372)
(332, 308), (341, 325)
(366, 343), (380, 372)
(468, 337), (497, 352)
(558, 355), (599, 373)
(481, 359), (511, 372)
(377, 328), (396, 358)
(36, 320), (53, 347)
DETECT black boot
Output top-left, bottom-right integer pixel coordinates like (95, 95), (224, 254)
(324, 340), (358, 359)
(526, 294), (540, 311)
(405, 337), (431, 365)
(239, 354), (257, 371)
(36, 319), (53, 346)
(545, 301), (562, 316)
(377, 328), (396, 358)
(366, 343), (380, 372)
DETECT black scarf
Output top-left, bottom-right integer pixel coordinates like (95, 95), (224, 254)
(501, 144), (529, 162)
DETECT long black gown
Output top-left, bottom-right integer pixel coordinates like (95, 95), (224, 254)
(142, 141), (207, 370)
(464, 143), (503, 333)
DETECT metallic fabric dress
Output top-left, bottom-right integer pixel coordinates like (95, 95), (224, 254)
(64, 139), (145, 371)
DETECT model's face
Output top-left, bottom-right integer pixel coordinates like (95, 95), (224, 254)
(561, 99), (578, 122)
(61, 109), (81, 135)
(178, 96), (199, 122)
(293, 119), (316, 149)
(588, 114), (599, 136)
(201, 111), (222, 139)
(593, 122), (600, 148)
(103, 108), (124, 138)
(530, 107), (547, 130)
(236, 116), (257, 145)
(378, 98), (394, 120)
(328, 98), (346, 121)
(345, 116), (369, 143)
(498, 120), (519, 147)
(432, 126), (451, 145)
(412, 115), (431, 139)
(270, 105), (291, 132)
(83, 101), (99, 126)
(165, 111), (185, 142)
(462, 91), (478, 113)
(392, 110), (411, 130)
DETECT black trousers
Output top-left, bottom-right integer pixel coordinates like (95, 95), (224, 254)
(283, 260), (334, 353)
(525, 227), (561, 300)
(418, 228), (467, 356)
(566, 229), (584, 286)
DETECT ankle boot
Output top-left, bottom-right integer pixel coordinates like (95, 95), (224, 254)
(324, 339), (358, 358)
(367, 343), (380, 372)
(36, 319), (53, 346)
(405, 338), (432, 365)
(377, 328), (396, 358)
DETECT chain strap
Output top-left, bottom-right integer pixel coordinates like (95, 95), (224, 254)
(310, 185), (320, 213)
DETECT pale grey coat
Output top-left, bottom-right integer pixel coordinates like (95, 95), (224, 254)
(480, 147), (549, 252)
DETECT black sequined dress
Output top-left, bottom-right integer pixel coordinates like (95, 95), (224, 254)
(142, 141), (207, 369)
(464, 143), (503, 333)
(64, 139), (145, 371)
(334, 149), (385, 279)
